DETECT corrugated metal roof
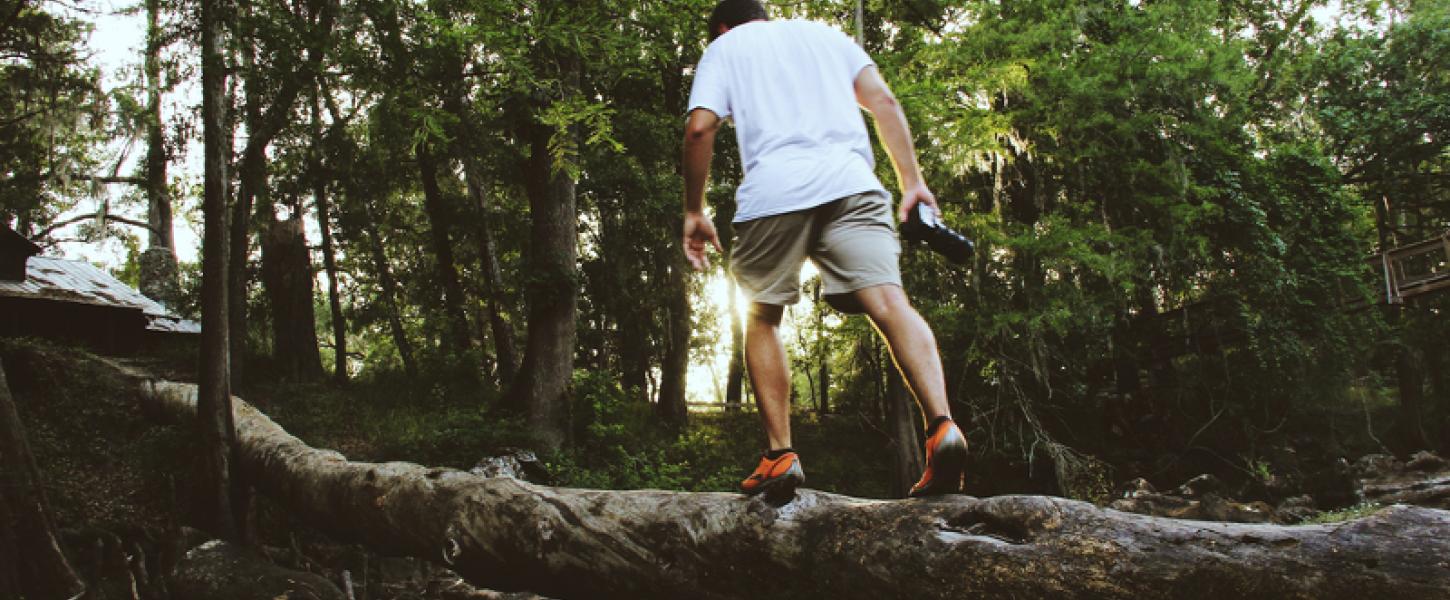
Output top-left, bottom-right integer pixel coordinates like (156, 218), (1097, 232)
(0, 257), (200, 334)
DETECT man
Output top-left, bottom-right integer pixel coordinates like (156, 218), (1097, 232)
(681, 0), (966, 498)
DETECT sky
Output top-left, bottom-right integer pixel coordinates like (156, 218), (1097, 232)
(59, 0), (202, 268)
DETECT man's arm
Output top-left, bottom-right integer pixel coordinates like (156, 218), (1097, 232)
(854, 65), (938, 223)
(682, 108), (724, 271)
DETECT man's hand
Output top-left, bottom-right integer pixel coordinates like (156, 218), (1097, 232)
(897, 183), (940, 224)
(683, 211), (724, 271)
(682, 108), (723, 271)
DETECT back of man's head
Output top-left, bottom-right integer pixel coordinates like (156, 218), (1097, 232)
(708, 0), (768, 42)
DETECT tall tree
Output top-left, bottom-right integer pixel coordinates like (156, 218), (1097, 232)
(439, 63), (518, 387)
(511, 94), (581, 450)
(312, 89), (348, 384)
(197, 0), (242, 541)
(0, 0), (105, 233)
(228, 0), (335, 385)
(1310, 5), (1450, 448)
(504, 0), (595, 448)
(139, 0), (180, 308)
(415, 141), (475, 356)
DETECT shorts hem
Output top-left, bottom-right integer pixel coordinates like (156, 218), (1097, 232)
(822, 277), (902, 298)
(741, 290), (803, 307)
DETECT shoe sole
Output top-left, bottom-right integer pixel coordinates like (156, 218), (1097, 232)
(909, 436), (967, 498)
(747, 467), (805, 501)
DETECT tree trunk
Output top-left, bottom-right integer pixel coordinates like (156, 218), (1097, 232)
(884, 363), (925, 499)
(725, 277), (744, 412)
(508, 106), (579, 452)
(0, 359), (85, 600)
(656, 258), (690, 428)
(137, 379), (1450, 600)
(360, 196), (418, 378)
(1427, 335), (1447, 448)
(442, 81), (517, 388)
(139, 0), (180, 309)
(813, 281), (829, 414)
(619, 309), (650, 404)
(1371, 192), (1428, 449)
(226, 45), (261, 389)
(225, 0), (334, 388)
(260, 214), (325, 382)
(461, 165), (518, 388)
(312, 92), (347, 384)
(198, 0), (241, 542)
(416, 142), (475, 356)
(654, 50), (690, 425)
(1396, 338), (1428, 449)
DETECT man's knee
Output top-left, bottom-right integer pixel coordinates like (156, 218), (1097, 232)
(748, 302), (785, 328)
(855, 284), (913, 320)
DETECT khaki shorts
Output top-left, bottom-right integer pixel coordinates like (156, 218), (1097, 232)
(732, 191), (900, 312)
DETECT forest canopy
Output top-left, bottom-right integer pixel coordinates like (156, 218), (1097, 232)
(3, 0), (1448, 502)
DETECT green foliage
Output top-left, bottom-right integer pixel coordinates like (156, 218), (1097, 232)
(12, 0), (1448, 501)
(1303, 502), (1385, 524)
(261, 368), (529, 468)
(0, 1), (108, 230)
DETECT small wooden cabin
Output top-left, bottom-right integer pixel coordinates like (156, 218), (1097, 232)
(0, 226), (198, 355)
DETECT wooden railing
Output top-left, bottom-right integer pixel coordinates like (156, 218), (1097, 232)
(1373, 231), (1450, 305)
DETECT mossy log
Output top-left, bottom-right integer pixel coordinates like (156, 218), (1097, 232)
(137, 380), (1450, 600)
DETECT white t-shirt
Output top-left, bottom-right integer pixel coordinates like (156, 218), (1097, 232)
(688, 20), (888, 223)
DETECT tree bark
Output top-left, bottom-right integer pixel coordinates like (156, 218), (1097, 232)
(461, 160), (518, 388)
(137, 379), (1450, 600)
(417, 142), (476, 357)
(197, 0), (241, 542)
(442, 80), (517, 389)
(0, 359), (85, 600)
(140, 0), (180, 309)
(884, 364), (925, 499)
(312, 91), (347, 384)
(226, 0), (335, 387)
(508, 57), (580, 451)
(724, 277), (744, 412)
(654, 51), (690, 425)
(813, 281), (829, 414)
(656, 258), (690, 428)
(1396, 340), (1428, 449)
(360, 195), (418, 378)
(226, 43), (262, 388)
(260, 214), (325, 382)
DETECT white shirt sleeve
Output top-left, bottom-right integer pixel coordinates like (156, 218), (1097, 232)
(835, 29), (876, 80)
(687, 46), (731, 119)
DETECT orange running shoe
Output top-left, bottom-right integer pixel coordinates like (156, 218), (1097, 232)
(910, 419), (967, 497)
(740, 451), (805, 498)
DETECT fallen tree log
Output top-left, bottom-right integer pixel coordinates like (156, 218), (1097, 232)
(137, 380), (1450, 600)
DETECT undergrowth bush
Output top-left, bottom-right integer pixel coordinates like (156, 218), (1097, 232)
(257, 367), (903, 498)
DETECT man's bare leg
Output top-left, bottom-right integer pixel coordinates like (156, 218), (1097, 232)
(855, 284), (951, 420)
(745, 303), (792, 450)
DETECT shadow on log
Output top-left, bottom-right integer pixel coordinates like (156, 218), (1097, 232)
(136, 380), (1450, 600)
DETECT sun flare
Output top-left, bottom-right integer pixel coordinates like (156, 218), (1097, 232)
(686, 262), (820, 406)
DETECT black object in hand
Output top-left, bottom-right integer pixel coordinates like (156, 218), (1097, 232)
(900, 203), (973, 265)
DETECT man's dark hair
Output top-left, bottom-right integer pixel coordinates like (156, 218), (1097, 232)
(708, 0), (768, 42)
